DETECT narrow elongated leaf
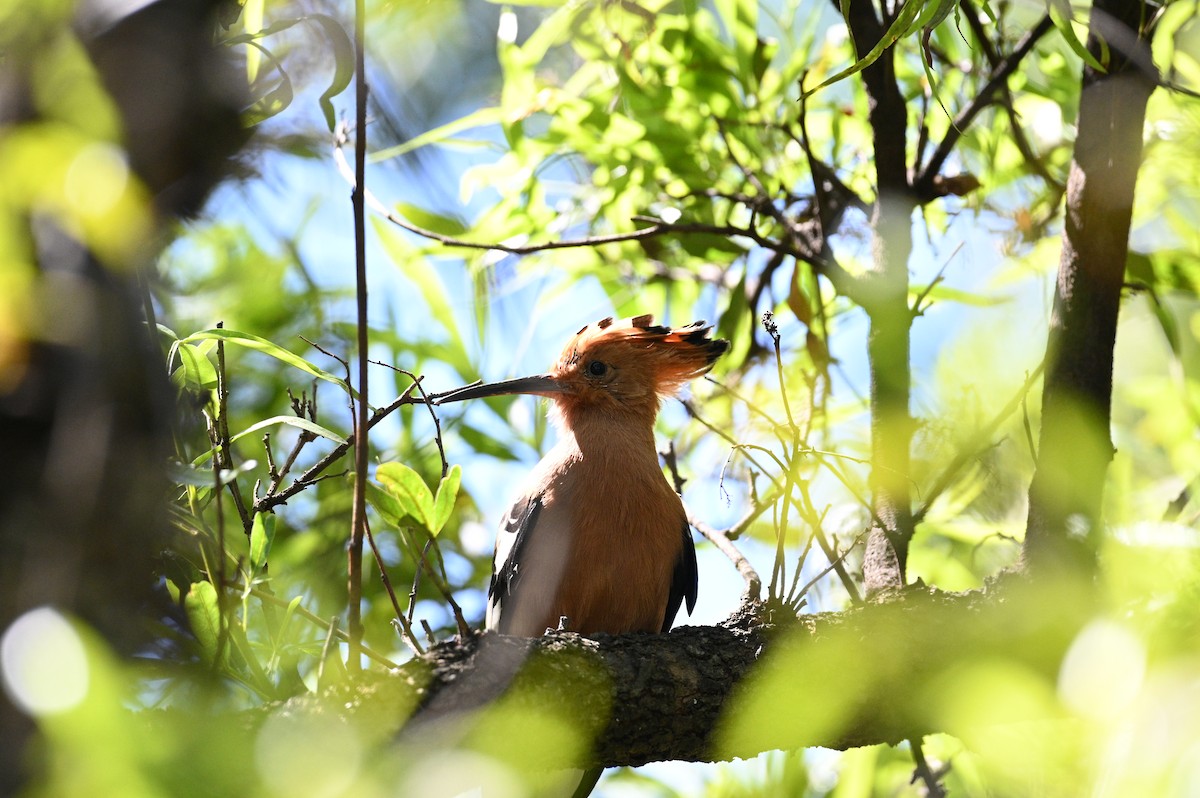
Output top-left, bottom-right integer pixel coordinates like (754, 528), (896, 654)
(373, 218), (466, 350)
(804, 0), (924, 97)
(250, 512), (276, 572)
(369, 106), (506, 163)
(190, 416), (345, 466)
(243, 0), (265, 81)
(307, 14), (355, 131)
(230, 415), (347, 446)
(393, 202), (469, 237)
(1048, 0), (1106, 73)
(430, 464), (462, 536)
(180, 329), (351, 394)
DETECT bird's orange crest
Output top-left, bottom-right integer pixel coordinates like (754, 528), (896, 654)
(557, 315), (728, 396)
(434, 314), (728, 421)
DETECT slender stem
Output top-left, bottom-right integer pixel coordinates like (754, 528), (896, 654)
(347, 0), (369, 672)
(215, 322), (252, 534)
(247, 586), (402, 666)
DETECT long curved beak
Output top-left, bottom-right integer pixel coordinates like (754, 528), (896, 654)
(434, 374), (568, 404)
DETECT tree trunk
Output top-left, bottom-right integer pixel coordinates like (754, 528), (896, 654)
(1025, 0), (1155, 577)
(831, 0), (918, 593)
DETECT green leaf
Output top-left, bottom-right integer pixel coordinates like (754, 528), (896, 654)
(373, 218), (466, 350)
(804, 0), (925, 97)
(190, 416), (345, 466)
(250, 512), (276, 572)
(363, 478), (409, 527)
(173, 342), (218, 390)
(1048, 0), (1106, 73)
(430, 464), (462, 536)
(376, 462), (434, 529)
(307, 14), (355, 132)
(221, 14), (354, 131)
(458, 423), (522, 461)
(180, 329), (352, 395)
(242, 0), (265, 81)
(184, 581), (225, 666)
(369, 106), (506, 163)
(714, 0), (759, 88)
(230, 415), (347, 446)
(393, 202), (469, 237)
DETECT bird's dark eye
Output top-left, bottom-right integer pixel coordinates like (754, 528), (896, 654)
(586, 360), (607, 377)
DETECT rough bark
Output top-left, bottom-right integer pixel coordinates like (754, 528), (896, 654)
(307, 583), (1089, 769)
(1024, 0), (1155, 576)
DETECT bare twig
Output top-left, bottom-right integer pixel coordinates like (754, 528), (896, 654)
(686, 505), (763, 601)
(791, 525), (869, 609)
(401, 528), (473, 638)
(214, 321), (252, 534)
(255, 383), (426, 512)
(909, 737), (950, 798)
(915, 15), (1055, 199)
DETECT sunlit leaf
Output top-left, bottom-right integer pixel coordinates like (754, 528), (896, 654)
(430, 464), (462, 536)
(376, 461), (434, 529)
(370, 106), (506, 163)
(180, 329), (352, 395)
(173, 342), (218, 390)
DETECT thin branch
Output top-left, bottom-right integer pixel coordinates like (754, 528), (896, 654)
(401, 528), (473, 639)
(687, 505), (763, 601)
(361, 516), (425, 655)
(214, 321), (252, 534)
(794, 487), (864, 605)
(791, 527), (869, 609)
(963, 11), (1065, 192)
(247, 586), (402, 666)
(913, 360), (1046, 524)
(915, 15), (1055, 199)
(347, 0), (370, 672)
(909, 737), (949, 798)
(255, 382), (425, 512)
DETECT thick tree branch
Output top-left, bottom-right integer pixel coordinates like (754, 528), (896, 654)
(313, 583), (1087, 770)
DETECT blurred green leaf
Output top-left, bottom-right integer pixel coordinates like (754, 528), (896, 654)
(1048, 0), (1106, 73)
(307, 14), (354, 132)
(370, 106), (506, 163)
(373, 218), (467, 355)
(250, 512), (276, 572)
(184, 581), (225, 667)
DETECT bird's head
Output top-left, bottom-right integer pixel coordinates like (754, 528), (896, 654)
(436, 315), (729, 423)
